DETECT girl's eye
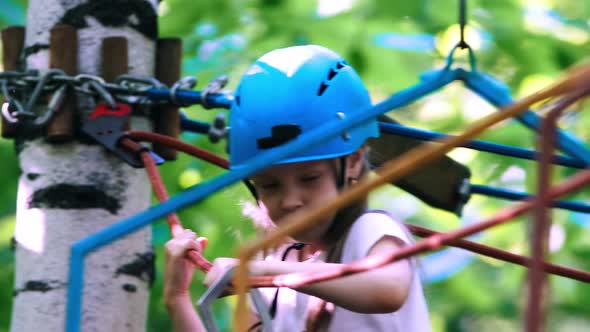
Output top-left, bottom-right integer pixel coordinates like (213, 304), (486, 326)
(301, 175), (320, 183)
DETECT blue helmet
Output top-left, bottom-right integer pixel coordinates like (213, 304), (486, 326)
(229, 45), (379, 170)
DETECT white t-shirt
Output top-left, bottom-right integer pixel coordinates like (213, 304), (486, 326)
(256, 211), (431, 332)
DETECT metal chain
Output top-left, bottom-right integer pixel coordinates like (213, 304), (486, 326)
(0, 71), (176, 124)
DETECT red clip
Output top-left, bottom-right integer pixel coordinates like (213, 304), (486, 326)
(89, 103), (131, 119)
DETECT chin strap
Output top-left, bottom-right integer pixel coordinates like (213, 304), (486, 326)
(249, 242), (306, 332)
(338, 156), (347, 188)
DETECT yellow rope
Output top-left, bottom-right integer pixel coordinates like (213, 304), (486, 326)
(232, 61), (590, 331)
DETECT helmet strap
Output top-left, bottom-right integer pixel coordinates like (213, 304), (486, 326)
(243, 180), (259, 202)
(338, 156), (347, 189)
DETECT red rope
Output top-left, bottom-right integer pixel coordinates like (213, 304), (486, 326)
(118, 132), (590, 289)
(120, 138), (213, 272)
(407, 224), (590, 283)
(127, 130), (229, 169)
(526, 88), (589, 332)
(247, 167), (590, 288)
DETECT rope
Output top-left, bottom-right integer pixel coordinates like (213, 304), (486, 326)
(120, 137), (213, 272)
(247, 167), (590, 288)
(232, 62), (590, 330)
(378, 122), (587, 169)
(526, 87), (588, 332)
(114, 133), (588, 286)
(407, 224), (590, 283)
(238, 61), (590, 268)
(120, 134), (590, 284)
(111, 109), (590, 330)
(470, 184), (590, 213)
(126, 130), (229, 169)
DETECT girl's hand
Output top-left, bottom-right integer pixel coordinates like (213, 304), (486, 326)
(203, 257), (239, 288)
(164, 230), (208, 304)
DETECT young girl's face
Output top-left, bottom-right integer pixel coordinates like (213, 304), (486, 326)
(250, 159), (340, 244)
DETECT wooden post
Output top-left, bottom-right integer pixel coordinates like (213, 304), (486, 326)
(1, 26), (25, 138)
(46, 24), (77, 141)
(101, 36), (129, 129)
(101, 37), (128, 83)
(153, 38), (182, 160)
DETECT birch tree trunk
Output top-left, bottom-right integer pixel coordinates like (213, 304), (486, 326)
(11, 1), (158, 331)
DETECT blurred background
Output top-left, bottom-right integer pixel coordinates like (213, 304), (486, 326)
(1, 0), (589, 331)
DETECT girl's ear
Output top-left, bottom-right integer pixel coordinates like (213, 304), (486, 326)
(346, 145), (366, 179)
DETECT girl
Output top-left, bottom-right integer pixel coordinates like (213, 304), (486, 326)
(164, 45), (431, 331)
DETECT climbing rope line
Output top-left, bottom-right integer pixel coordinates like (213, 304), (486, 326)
(7, 5), (576, 328)
(377, 122), (587, 169)
(60, 60), (590, 332)
(120, 137), (214, 273)
(2, 67), (589, 164)
(126, 130), (229, 169)
(0, 1), (587, 330)
(232, 63), (590, 330)
(407, 223), (590, 283)
(525, 86), (590, 331)
(117, 132), (590, 286)
(91, 120), (590, 330)
(244, 167), (590, 289)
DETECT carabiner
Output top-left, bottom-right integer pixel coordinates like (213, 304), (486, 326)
(201, 75), (228, 109)
(170, 76), (197, 106)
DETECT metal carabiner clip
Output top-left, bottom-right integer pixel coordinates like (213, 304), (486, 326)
(201, 75), (229, 109)
(169, 76), (197, 106)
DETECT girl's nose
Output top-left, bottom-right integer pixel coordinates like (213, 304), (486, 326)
(280, 187), (304, 212)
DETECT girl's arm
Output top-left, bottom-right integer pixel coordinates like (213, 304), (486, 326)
(165, 295), (207, 332)
(205, 235), (412, 314)
(258, 235), (412, 313)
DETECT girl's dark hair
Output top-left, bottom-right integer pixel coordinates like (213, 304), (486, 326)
(305, 158), (371, 332)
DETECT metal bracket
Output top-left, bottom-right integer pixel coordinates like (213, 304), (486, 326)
(82, 102), (164, 168)
(197, 267), (273, 332)
(208, 113), (228, 143)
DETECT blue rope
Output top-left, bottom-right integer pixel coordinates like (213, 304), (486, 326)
(152, 68), (590, 166)
(67, 65), (590, 331)
(67, 76), (443, 332)
(470, 184), (590, 214)
(146, 88), (232, 109)
(463, 69), (590, 165)
(178, 116), (587, 168)
(378, 122), (587, 169)
(180, 113), (210, 134)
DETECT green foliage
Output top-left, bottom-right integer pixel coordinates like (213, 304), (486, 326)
(1, 0), (590, 331)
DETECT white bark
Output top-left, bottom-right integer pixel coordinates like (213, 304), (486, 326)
(11, 0), (158, 331)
